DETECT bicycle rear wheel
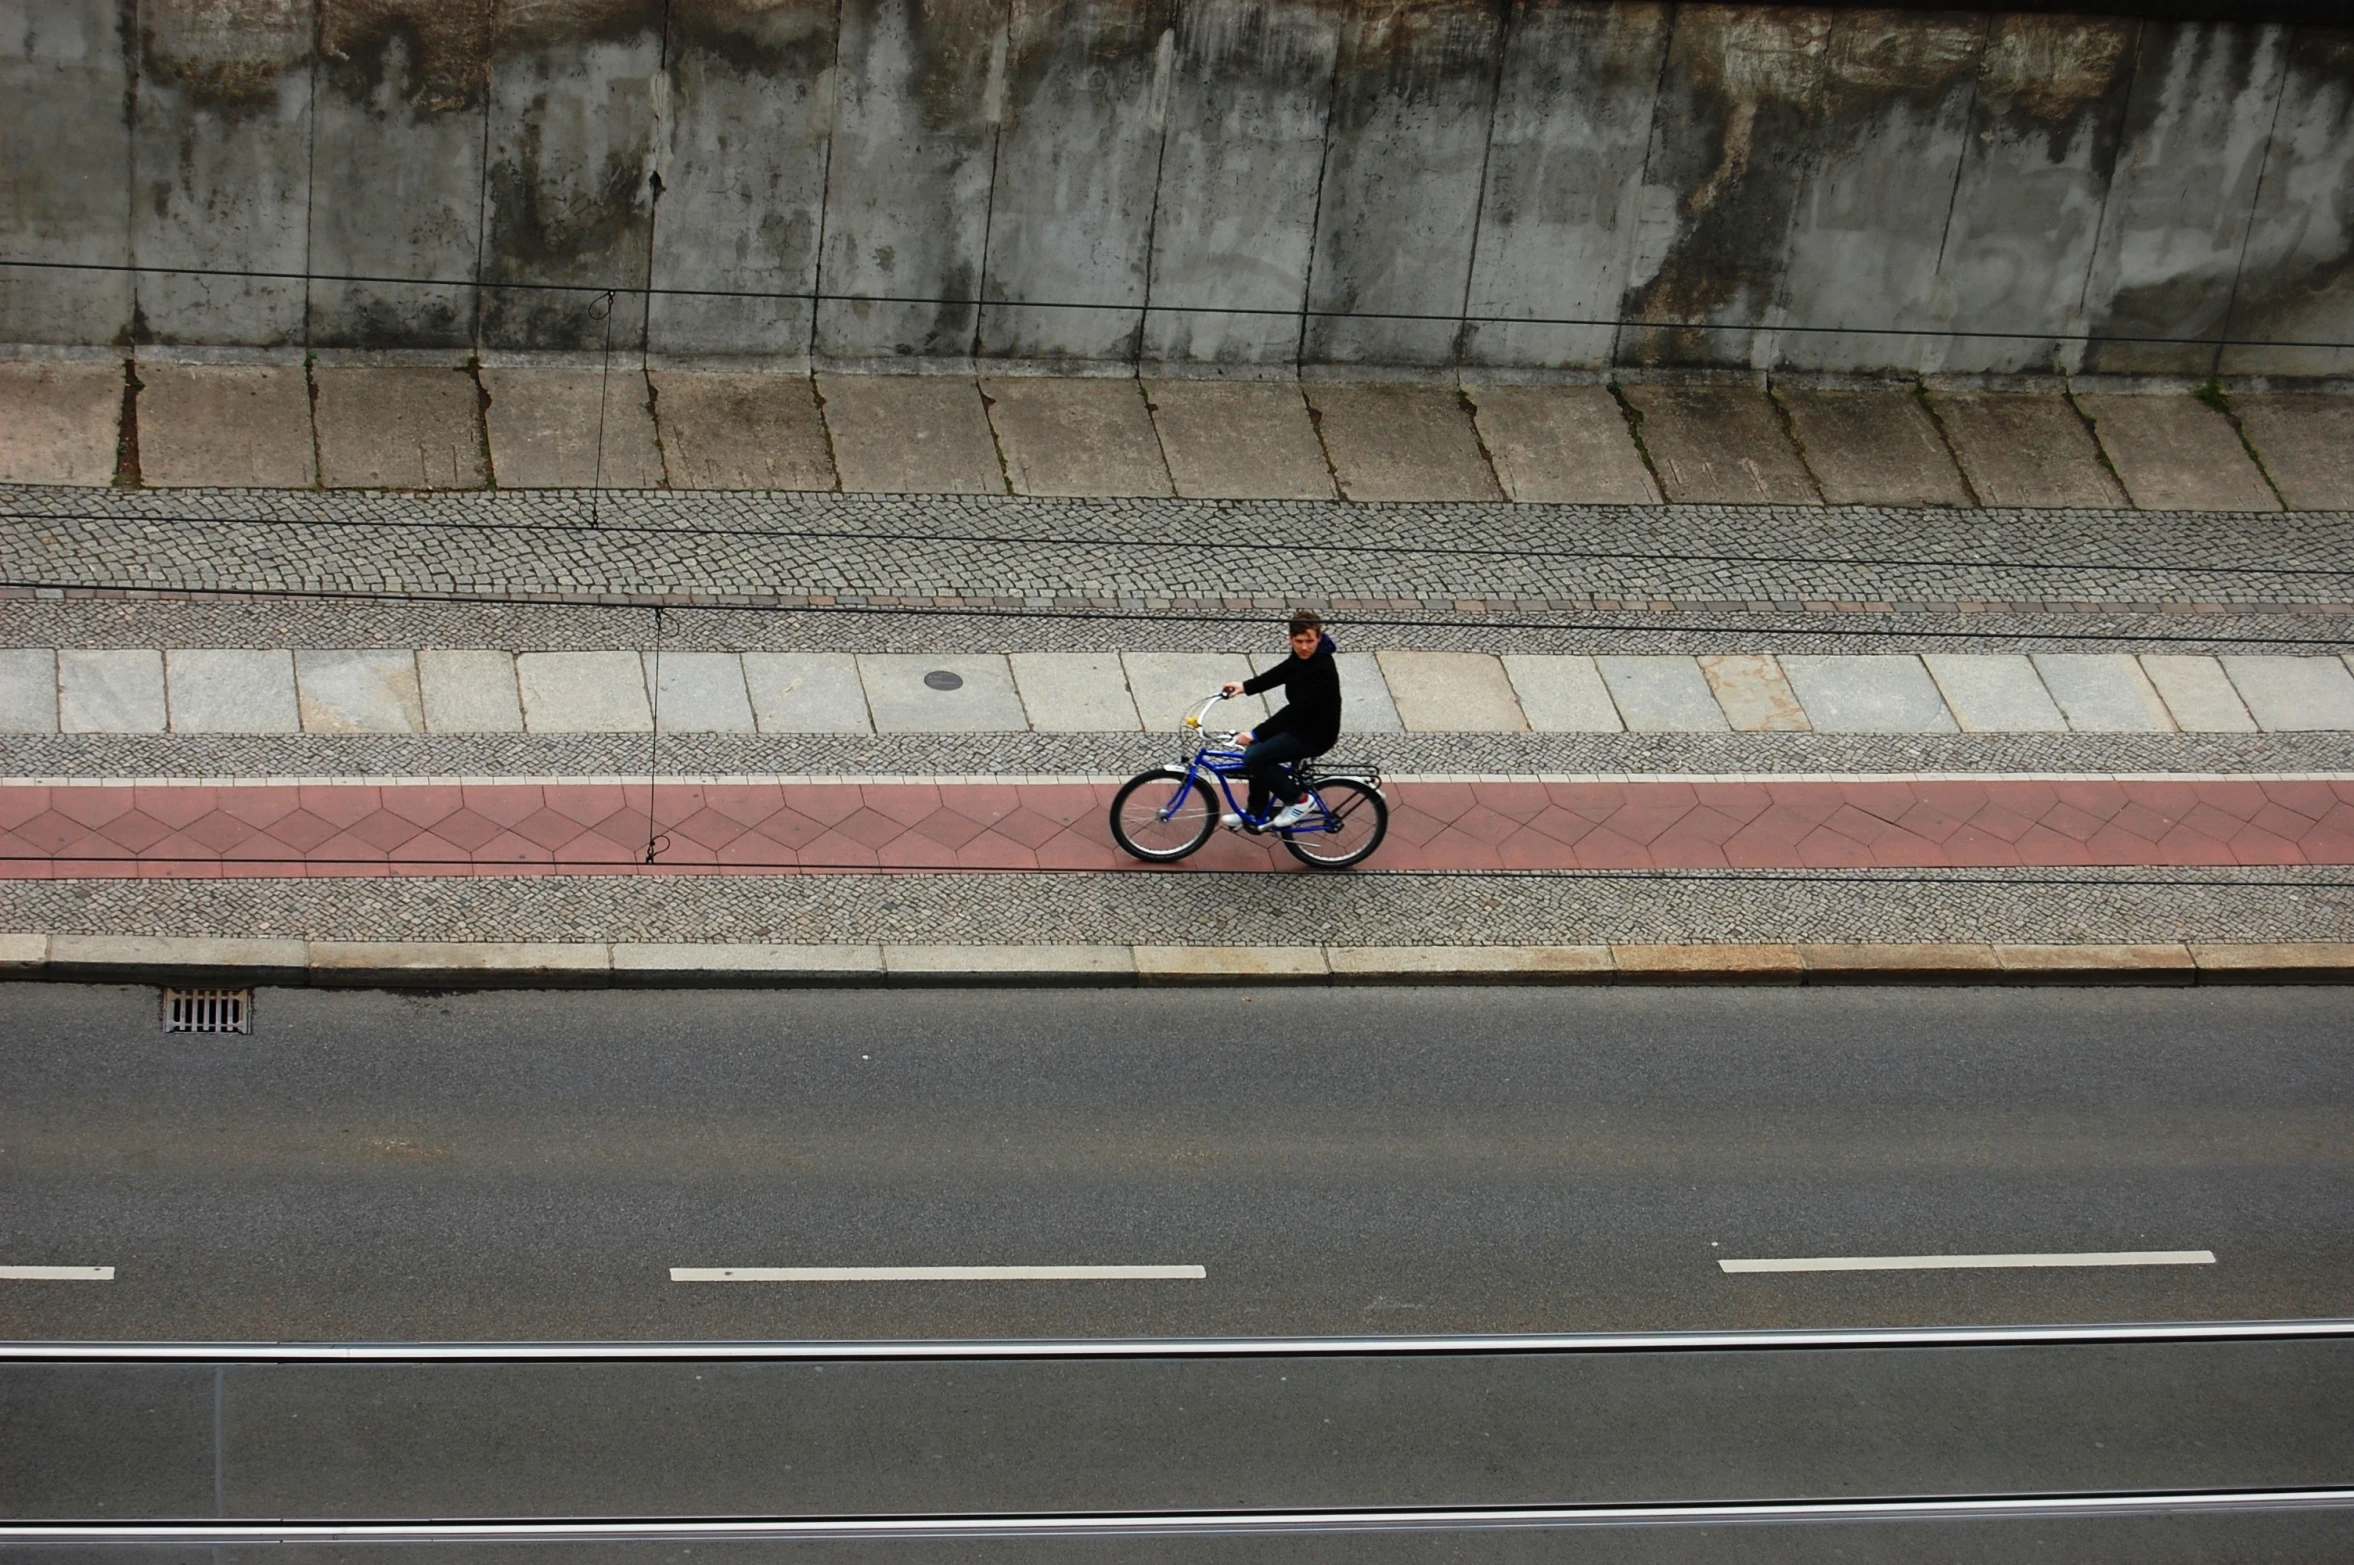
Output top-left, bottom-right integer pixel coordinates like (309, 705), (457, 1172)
(1282, 777), (1388, 869)
(1110, 768), (1219, 862)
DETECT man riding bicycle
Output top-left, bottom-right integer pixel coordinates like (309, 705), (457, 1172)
(1219, 609), (1342, 833)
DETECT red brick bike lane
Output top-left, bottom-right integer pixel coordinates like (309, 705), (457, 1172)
(2, 775), (2351, 878)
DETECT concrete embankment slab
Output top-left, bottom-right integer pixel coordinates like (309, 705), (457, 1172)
(816, 375), (1004, 495)
(1925, 391), (2125, 509)
(1776, 387), (1971, 507)
(1465, 384), (1660, 503)
(136, 363), (315, 488)
(313, 367), (486, 490)
(982, 378), (1171, 498)
(2230, 394), (2354, 509)
(649, 372), (836, 491)
(1145, 380), (1335, 501)
(1306, 383), (1502, 502)
(2075, 394), (2280, 512)
(0, 360), (121, 485)
(1620, 384), (1819, 505)
(482, 368), (665, 489)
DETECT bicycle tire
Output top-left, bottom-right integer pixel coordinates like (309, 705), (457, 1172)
(1282, 777), (1388, 869)
(1110, 768), (1219, 863)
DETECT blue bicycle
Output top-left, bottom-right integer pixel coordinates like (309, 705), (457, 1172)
(1110, 693), (1390, 869)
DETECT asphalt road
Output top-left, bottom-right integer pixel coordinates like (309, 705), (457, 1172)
(3, 980), (2350, 1342)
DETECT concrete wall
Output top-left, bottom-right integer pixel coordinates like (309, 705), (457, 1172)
(4, 0), (2351, 375)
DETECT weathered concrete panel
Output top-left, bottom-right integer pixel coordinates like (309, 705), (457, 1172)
(1459, 0), (1668, 370)
(652, 370), (836, 489)
(0, 0), (134, 345)
(308, 0), (491, 349)
(651, 0), (835, 360)
(1776, 384), (1969, 507)
(2233, 392), (2354, 509)
(0, 360), (122, 485)
(982, 376), (1170, 496)
(479, 0), (665, 352)
(816, 372), (1004, 492)
(1303, 0), (1504, 367)
(978, 0), (1176, 362)
(481, 365), (665, 487)
(2220, 29), (2354, 378)
(1927, 388), (2124, 508)
(1146, 378), (1335, 499)
(313, 364), (488, 488)
(1775, 11), (1982, 373)
(1465, 382), (1657, 502)
(1932, 15), (2137, 375)
(1141, 0), (1339, 369)
(136, 362), (315, 487)
(133, 0), (314, 345)
(2083, 22), (2292, 376)
(815, 0), (1008, 363)
(2075, 392), (2280, 511)
(1307, 381), (1500, 501)
(1619, 381), (1817, 504)
(1617, 7), (1832, 369)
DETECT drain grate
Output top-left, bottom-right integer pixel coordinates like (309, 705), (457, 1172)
(162, 988), (251, 1034)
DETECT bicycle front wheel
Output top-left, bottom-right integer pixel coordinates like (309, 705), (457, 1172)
(1110, 768), (1219, 862)
(1283, 777), (1388, 869)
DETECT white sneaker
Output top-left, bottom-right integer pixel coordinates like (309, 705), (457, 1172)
(1220, 813), (1248, 832)
(1267, 802), (1312, 831)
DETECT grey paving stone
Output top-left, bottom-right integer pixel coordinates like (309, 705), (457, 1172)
(294, 649), (425, 734)
(1121, 652), (1264, 732)
(482, 367), (665, 489)
(1922, 654), (2067, 732)
(1775, 387), (1970, 507)
(136, 363), (316, 489)
(817, 375), (1005, 495)
(650, 371), (836, 491)
(983, 378), (1171, 499)
(741, 653), (872, 734)
(1502, 654), (1623, 732)
(1926, 391), (2124, 509)
(0, 360), (121, 485)
(1618, 384), (1819, 505)
(417, 650), (524, 733)
(1248, 650), (1402, 735)
(516, 651), (653, 733)
(313, 366), (487, 490)
(1373, 650), (1527, 732)
(165, 649), (299, 733)
(1698, 653), (1810, 731)
(2029, 653), (2176, 733)
(2074, 394), (2280, 512)
(2139, 655), (2257, 734)
(1306, 383), (1502, 502)
(2231, 394), (2354, 510)
(1778, 655), (1957, 733)
(644, 651), (755, 733)
(1464, 384), (1658, 504)
(0, 649), (58, 732)
(1010, 652), (1142, 731)
(858, 654), (1027, 732)
(1594, 656), (1729, 732)
(2221, 655), (2354, 732)
(1145, 380), (1335, 501)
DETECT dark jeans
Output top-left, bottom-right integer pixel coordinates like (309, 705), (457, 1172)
(1240, 732), (1314, 817)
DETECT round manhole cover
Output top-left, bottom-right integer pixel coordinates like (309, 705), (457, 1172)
(923, 669), (964, 691)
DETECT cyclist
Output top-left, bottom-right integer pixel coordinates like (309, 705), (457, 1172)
(1219, 609), (1342, 832)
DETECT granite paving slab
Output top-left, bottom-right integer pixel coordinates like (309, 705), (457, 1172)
(1922, 654), (2067, 733)
(1779, 655), (1956, 734)
(2075, 394), (2280, 513)
(645, 651), (755, 733)
(1009, 652), (1142, 732)
(0, 649), (58, 733)
(312, 366), (487, 490)
(164, 649), (298, 733)
(983, 378), (1171, 499)
(482, 367), (666, 490)
(1373, 650), (1527, 732)
(293, 649), (425, 734)
(2030, 653), (2175, 733)
(1775, 388), (1970, 508)
(2222, 655), (2354, 732)
(2139, 655), (2258, 733)
(417, 649), (524, 733)
(857, 654), (1027, 732)
(1502, 654), (1623, 732)
(1595, 656), (1728, 732)
(1619, 384), (1818, 506)
(1698, 654), (1810, 731)
(2233, 394), (2354, 510)
(740, 652), (872, 734)
(816, 376), (1005, 495)
(516, 651), (653, 733)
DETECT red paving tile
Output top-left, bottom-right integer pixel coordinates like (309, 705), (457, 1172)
(2, 777), (2351, 879)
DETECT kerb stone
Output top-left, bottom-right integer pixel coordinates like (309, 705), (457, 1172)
(884, 945), (1138, 984)
(611, 944), (885, 983)
(1327, 946), (1613, 983)
(1135, 946), (1331, 984)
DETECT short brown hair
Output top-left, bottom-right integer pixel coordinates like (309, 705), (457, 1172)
(1287, 608), (1323, 636)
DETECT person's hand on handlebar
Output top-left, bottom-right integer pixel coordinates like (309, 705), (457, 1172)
(1218, 681), (1244, 698)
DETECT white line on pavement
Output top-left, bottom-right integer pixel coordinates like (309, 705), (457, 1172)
(671, 1265), (1207, 1282)
(1720, 1250), (2215, 1273)
(0, 1266), (114, 1281)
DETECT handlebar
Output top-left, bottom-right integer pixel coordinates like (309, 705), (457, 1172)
(1183, 691), (1244, 745)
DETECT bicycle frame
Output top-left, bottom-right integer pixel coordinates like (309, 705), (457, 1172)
(1160, 694), (1378, 835)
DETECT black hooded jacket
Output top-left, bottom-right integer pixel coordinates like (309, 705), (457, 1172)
(1240, 634), (1342, 753)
